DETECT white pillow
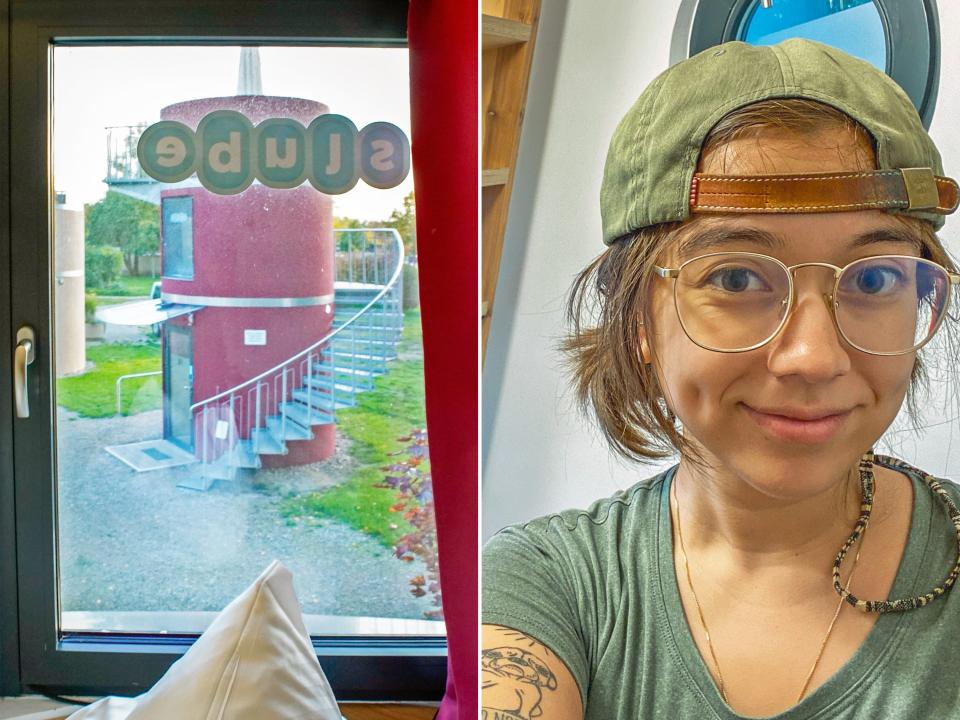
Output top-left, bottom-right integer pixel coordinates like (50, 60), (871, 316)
(68, 560), (341, 720)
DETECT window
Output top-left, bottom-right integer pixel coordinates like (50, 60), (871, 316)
(162, 196), (194, 279)
(671, 0), (941, 128)
(740, 0), (885, 71)
(2, 0), (445, 701)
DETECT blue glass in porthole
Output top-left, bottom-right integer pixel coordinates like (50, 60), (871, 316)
(741, 0), (886, 71)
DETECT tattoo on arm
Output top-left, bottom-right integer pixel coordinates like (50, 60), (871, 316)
(481, 711), (525, 720)
(499, 629), (558, 657)
(482, 631), (560, 720)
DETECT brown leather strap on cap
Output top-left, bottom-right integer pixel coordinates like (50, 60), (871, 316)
(689, 168), (959, 216)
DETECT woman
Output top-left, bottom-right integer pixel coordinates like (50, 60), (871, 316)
(482, 39), (960, 719)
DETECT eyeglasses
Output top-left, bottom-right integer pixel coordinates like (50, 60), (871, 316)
(653, 252), (960, 355)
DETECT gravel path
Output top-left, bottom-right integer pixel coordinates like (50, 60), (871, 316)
(57, 407), (438, 621)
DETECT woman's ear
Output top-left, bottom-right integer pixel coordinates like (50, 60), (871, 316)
(639, 324), (651, 364)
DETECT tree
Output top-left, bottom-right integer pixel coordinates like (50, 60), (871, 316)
(85, 246), (123, 291)
(332, 192), (416, 257)
(333, 216), (365, 229)
(85, 191), (160, 276)
(383, 191), (416, 258)
(333, 215), (367, 252)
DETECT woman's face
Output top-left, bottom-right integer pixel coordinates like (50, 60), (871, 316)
(641, 127), (921, 497)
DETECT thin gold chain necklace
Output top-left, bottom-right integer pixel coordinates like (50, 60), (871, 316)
(670, 472), (864, 706)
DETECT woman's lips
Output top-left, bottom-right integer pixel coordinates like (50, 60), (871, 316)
(741, 404), (851, 443)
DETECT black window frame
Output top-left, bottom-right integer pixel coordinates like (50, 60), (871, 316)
(0, 0), (446, 702)
(670, 0), (941, 129)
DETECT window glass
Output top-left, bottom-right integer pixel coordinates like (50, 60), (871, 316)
(53, 45), (442, 640)
(741, 0), (886, 71)
(162, 196), (194, 279)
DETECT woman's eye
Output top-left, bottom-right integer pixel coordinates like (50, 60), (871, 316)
(704, 267), (769, 292)
(848, 265), (904, 295)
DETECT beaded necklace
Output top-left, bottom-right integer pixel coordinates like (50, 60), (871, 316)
(671, 449), (960, 707)
(835, 450), (960, 613)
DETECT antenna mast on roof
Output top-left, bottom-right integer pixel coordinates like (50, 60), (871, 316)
(237, 47), (263, 95)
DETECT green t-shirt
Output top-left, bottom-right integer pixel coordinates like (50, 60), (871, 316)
(482, 457), (960, 719)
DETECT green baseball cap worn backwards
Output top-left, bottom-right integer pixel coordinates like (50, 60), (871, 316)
(600, 38), (959, 245)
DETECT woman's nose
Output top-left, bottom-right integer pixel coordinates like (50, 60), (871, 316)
(765, 272), (851, 381)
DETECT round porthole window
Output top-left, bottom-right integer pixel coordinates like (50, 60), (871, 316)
(670, 0), (941, 128)
(741, 0), (885, 71)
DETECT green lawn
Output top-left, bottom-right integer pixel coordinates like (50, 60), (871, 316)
(92, 275), (159, 297)
(57, 341), (162, 417)
(57, 309), (428, 548)
(280, 309), (428, 547)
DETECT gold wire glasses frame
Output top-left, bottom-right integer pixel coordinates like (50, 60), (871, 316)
(653, 252), (960, 356)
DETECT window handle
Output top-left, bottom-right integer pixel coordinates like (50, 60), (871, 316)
(15, 326), (35, 418)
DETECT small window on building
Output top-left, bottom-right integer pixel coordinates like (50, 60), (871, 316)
(162, 195), (194, 279)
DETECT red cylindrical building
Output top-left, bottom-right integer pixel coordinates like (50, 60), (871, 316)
(160, 95), (336, 467)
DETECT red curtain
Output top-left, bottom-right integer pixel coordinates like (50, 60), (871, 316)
(407, 2), (478, 718)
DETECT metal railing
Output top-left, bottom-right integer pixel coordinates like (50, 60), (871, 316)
(106, 123), (150, 183)
(116, 370), (162, 416)
(188, 228), (405, 477)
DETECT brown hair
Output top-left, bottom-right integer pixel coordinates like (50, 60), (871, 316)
(560, 98), (960, 471)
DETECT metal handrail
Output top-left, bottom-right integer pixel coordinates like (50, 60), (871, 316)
(116, 370), (162, 416)
(189, 228), (404, 414)
(106, 123), (150, 183)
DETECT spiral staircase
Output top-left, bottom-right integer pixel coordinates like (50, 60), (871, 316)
(183, 228), (406, 490)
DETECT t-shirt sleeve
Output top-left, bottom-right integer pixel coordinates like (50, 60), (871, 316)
(482, 521), (590, 703)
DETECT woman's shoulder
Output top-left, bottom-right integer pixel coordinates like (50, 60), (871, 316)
(482, 465), (676, 683)
(482, 470), (677, 713)
(485, 464), (676, 551)
(874, 453), (960, 502)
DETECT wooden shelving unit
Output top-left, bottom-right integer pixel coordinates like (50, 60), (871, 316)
(482, 14), (532, 48)
(340, 704), (435, 719)
(481, 0), (542, 364)
(482, 167), (510, 187)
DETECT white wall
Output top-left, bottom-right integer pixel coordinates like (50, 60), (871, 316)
(482, 0), (960, 539)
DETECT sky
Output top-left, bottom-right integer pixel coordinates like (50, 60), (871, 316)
(53, 45), (412, 222)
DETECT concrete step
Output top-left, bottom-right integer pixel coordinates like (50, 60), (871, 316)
(332, 318), (403, 329)
(312, 362), (379, 378)
(266, 414), (314, 441)
(227, 439), (262, 469)
(249, 427), (287, 455)
(303, 376), (360, 396)
(331, 337), (397, 348)
(328, 350), (394, 363)
(180, 460), (231, 490)
(334, 299), (396, 309)
(292, 389), (356, 412)
(334, 287), (390, 297)
(330, 348), (397, 362)
(333, 321), (402, 334)
(279, 401), (335, 427)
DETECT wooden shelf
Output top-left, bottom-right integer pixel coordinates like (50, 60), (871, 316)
(482, 13), (532, 49)
(482, 0), (541, 364)
(482, 168), (510, 187)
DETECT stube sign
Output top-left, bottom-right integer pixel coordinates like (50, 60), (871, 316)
(137, 110), (410, 195)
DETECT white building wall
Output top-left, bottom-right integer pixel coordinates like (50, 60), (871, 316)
(55, 206), (87, 377)
(483, 0), (960, 539)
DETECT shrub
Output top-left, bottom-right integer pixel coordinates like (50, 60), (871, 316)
(375, 428), (442, 620)
(84, 293), (98, 323)
(402, 264), (419, 310)
(335, 250), (382, 281)
(85, 245), (123, 290)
